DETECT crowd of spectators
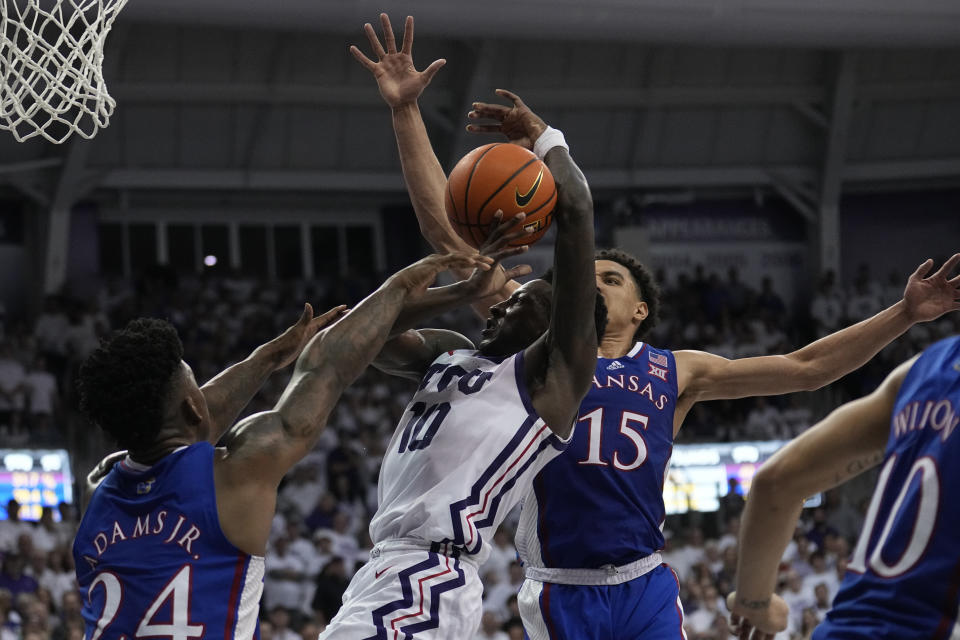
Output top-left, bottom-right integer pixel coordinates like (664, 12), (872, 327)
(0, 257), (955, 639)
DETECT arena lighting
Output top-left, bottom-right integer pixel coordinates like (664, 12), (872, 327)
(664, 440), (821, 514)
(204, 254), (218, 267)
(732, 445), (760, 463)
(0, 449), (74, 521)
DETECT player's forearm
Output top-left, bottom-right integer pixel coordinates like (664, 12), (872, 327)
(275, 282), (411, 440)
(733, 473), (804, 610)
(788, 300), (913, 390)
(201, 343), (288, 442)
(544, 147), (598, 375)
(392, 103), (466, 255)
(296, 281), (410, 386)
(391, 281), (482, 335)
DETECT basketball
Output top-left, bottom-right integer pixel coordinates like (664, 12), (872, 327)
(445, 143), (557, 248)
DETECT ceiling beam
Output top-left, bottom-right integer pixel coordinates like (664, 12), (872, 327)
(817, 52), (857, 278)
(447, 40), (496, 166)
(44, 139), (93, 293)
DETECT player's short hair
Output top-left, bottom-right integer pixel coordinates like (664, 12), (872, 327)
(541, 249), (660, 341)
(595, 248), (660, 340)
(78, 318), (184, 452)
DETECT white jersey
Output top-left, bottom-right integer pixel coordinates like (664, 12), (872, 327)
(370, 349), (571, 566)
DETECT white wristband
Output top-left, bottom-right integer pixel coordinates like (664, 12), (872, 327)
(533, 126), (569, 160)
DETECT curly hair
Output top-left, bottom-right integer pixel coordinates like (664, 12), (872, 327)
(78, 318), (184, 452)
(540, 249), (660, 342)
(595, 248), (661, 341)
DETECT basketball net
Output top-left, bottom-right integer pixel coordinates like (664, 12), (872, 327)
(0, 0), (128, 143)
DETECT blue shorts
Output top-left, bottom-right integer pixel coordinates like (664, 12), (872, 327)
(518, 564), (686, 639)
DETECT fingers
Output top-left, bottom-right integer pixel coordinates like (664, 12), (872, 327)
(911, 258), (935, 280)
(400, 15), (414, 55)
(314, 304), (349, 329)
(488, 246), (530, 264)
(349, 45), (377, 71)
(931, 252), (960, 279)
(466, 124), (506, 135)
(379, 13), (398, 54)
(470, 101), (512, 121)
(362, 22), (386, 60)
(482, 211), (529, 250)
(482, 210), (514, 245)
(495, 88), (527, 108)
(438, 252), (493, 271)
(300, 302), (313, 323)
(503, 264), (534, 280)
(422, 58), (446, 85)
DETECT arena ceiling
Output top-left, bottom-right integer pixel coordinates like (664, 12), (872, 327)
(125, 0), (960, 47)
(2, 0), (960, 292)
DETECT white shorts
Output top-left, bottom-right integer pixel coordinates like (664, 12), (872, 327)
(318, 540), (483, 640)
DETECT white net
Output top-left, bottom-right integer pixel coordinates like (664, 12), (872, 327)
(0, 0), (128, 143)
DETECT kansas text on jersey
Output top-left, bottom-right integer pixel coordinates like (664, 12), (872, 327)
(517, 342), (679, 571)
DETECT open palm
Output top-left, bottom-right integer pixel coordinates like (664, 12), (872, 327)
(350, 14), (445, 108)
(902, 253), (960, 322)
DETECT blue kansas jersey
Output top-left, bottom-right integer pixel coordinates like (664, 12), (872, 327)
(517, 342), (678, 569)
(815, 335), (960, 640)
(73, 442), (264, 640)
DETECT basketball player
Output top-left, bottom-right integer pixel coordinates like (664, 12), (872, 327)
(72, 245), (522, 639)
(324, 33), (599, 639)
(728, 332), (960, 639)
(357, 14), (960, 639)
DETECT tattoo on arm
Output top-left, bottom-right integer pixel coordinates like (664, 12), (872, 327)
(834, 449), (885, 484)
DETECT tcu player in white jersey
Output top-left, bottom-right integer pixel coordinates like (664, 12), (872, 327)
(358, 13), (960, 639)
(322, 36), (601, 640)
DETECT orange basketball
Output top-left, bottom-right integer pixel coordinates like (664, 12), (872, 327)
(445, 143), (556, 248)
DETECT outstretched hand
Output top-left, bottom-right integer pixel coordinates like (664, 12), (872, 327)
(391, 252), (494, 295)
(902, 253), (960, 323)
(467, 89), (548, 151)
(84, 450), (128, 510)
(461, 212), (534, 299)
(268, 303), (350, 370)
(350, 14), (446, 109)
(726, 592), (789, 640)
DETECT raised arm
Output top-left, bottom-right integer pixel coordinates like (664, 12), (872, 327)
(376, 211), (536, 380)
(470, 90), (598, 436)
(200, 304), (347, 443)
(676, 254), (960, 406)
(216, 252), (489, 486)
(726, 356), (915, 638)
(351, 13), (522, 315)
(529, 147), (599, 436)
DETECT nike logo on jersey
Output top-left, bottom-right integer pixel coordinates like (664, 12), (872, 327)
(606, 361), (624, 370)
(375, 566), (394, 579)
(515, 169), (543, 207)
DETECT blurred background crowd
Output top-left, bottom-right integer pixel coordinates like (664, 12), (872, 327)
(0, 256), (955, 640)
